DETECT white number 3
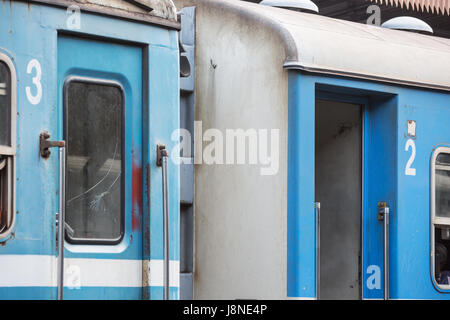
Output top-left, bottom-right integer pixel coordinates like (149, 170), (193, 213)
(26, 59), (42, 105)
(405, 139), (416, 176)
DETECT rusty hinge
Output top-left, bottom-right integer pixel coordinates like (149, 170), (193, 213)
(39, 131), (65, 159)
(156, 144), (168, 167)
(378, 202), (389, 221)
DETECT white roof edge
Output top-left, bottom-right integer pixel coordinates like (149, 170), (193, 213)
(22, 0), (180, 28)
(197, 0), (450, 92)
(284, 62), (450, 92)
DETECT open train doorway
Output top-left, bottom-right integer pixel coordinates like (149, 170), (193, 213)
(315, 100), (362, 300)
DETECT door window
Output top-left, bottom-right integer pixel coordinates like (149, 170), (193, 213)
(64, 78), (124, 244)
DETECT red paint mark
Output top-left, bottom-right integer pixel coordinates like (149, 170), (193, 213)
(145, 163), (151, 210)
(132, 150), (143, 231)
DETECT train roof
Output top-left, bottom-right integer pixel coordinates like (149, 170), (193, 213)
(199, 0), (450, 91)
(21, 0), (180, 29)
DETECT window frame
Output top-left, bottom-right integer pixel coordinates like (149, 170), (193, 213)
(0, 52), (17, 240)
(63, 76), (126, 245)
(431, 146), (450, 290)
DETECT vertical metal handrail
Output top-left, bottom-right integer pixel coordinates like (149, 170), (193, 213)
(157, 144), (170, 300)
(162, 151), (169, 300)
(384, 207), (389, 300)
(378, 202), (389, 300)
(57, 146), (66, 300)
(315, 202), (320, 300)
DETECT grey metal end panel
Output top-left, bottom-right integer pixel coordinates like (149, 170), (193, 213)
(180, 159), (194, 205)
(179, 5), (195, 301)
(179, 6), (195, 205)
(180, 272), (193, 300)
(180, 6), (195, 45)
(180, 205), (194, 271)
(180, 6), (195, 93)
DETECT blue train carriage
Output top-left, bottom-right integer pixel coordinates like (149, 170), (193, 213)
(175, 0), (450, 300)
(0, 0), (180, 299)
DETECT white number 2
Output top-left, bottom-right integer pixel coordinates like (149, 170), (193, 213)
(26, 59), (42, 105)
(405, 139), (416, 176)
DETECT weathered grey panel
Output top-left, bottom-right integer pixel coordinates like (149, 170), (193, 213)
(179, 6), (195, 300)
(180, 272), (193, 299)
(174, 0), (289, 299)
(180, 160), (193, 204)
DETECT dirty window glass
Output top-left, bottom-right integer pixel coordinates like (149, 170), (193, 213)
(0, 62), (11, 147)
(436, 153), (450, 219)
(65, 80), (123, 243)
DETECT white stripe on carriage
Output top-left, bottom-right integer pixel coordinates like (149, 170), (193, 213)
(148, 259), (180, 287)
(64, 258), (142, 288)
(0, 255), (179, 288)
(0, 89), (6, 95)
(0, 255), (57, 287)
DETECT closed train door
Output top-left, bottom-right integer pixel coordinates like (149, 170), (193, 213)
(57, 35), (143, 299)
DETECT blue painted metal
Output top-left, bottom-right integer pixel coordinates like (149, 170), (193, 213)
(146, 43), (180, 300)
(395, 91), (450, 299)
(362, 94), (397, 299)
(287, 72), (450, 299)
(0, 287), (55, 300)
(0, 286), (144, 300)
(287, 71), (316, 299)
(0, 0), (179, 300)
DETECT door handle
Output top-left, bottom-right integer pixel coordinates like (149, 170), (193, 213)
(378, 202), (389, 300)
(157, 144), (170, 300)
(39, 132), (66, 299)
